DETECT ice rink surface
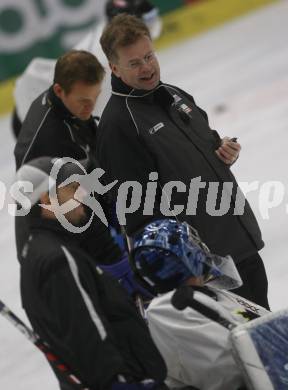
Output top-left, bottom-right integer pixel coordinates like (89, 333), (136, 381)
(0, 1), (288, 388)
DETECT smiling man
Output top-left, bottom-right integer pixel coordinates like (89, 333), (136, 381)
(110, 36), (160, 91)
(97, 14), (269, 309)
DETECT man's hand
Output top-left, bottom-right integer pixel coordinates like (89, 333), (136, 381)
(98, 254), (154, 300)
(215, 136), (241, 165)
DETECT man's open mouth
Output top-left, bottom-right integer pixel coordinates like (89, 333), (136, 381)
(140, 72), (154, 81)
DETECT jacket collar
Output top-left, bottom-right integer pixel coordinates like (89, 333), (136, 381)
(111, 73), (174, 106)
(47, 87), (75, 120)
(47, 87), (97, 138)
(111, 73), (134, 96)
(28, 216), (82, 244)
(47, 87), (97, 126)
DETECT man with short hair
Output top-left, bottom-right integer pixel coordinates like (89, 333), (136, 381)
(16, 157), (167, 390)
(14, 50), (113, 263)
(15, 50), (104, 170)
(96, 14), (269, 309)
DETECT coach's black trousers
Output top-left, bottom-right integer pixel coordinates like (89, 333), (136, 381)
(233, 252), (270, 310)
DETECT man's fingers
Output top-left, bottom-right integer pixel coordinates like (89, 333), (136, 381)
(218, 146), (237, 160)
(228, 142), (241, 152)
(222, 141), (241, 152)
(217, 137), (241, 164)
(221, 137), (241, 151)
(215, 150), (229, 163)
(215, 149), (236, 164)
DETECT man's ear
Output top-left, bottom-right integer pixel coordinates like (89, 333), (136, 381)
(39, 192), (51, 206)
(53, 83), (63, 98)
(110, 62), (120, 78)
(39, 191), (55, 218)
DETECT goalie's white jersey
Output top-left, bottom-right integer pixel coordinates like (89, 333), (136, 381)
(147, 287), (269, 390)
(14, 20), (110, 122)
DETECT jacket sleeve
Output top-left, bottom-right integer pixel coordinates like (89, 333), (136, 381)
(40, 252), (128, 389)
(40, 246), (167, 388)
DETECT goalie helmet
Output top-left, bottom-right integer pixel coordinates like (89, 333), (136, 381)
(131, 219), (230, 294)
(105, 0), (162, 39)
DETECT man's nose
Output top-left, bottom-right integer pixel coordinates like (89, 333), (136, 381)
(140, 61), (153, 72)
(75, 186), (88, 202)
(85, 102), (94, 109)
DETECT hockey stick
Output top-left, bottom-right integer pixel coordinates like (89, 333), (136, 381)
(171, 285), (236, 330)
(171, 287), (260, 390)
(0, 299), (89, 389)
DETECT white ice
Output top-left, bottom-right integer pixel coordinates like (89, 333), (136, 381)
(1, 1), (288, 388)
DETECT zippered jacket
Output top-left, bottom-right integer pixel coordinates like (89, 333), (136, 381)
(14, 87), (97, 170)
(97, 75), (264, 263)
(21, 217), (167, 389)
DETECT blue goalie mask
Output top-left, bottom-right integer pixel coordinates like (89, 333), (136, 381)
(131, 219), (235, 294)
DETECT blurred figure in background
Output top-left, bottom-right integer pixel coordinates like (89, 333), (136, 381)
(12, 0), (162, 137)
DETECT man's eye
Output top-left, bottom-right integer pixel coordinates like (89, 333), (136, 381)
(130, 62), (141, 68)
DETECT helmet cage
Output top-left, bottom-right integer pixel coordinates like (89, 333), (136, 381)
(131, 219), (223, 294)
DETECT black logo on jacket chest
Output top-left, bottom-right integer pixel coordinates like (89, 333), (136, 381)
(173, 94), (193, 123)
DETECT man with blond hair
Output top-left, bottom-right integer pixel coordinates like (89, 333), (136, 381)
(96, 14), (269, 309)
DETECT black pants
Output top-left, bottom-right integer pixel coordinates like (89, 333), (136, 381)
(233, 253), (270, 310)
(59, 384), (75, 390)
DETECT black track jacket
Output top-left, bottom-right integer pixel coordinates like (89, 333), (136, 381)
(96, 75), (264, 263)
(21, 218), (167, 389)
(14, 87), (97, 170)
